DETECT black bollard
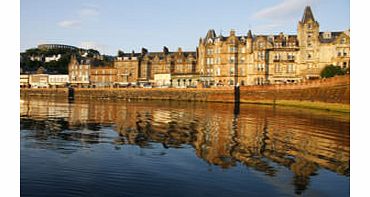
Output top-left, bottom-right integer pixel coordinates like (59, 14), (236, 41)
(68, 87), (75, 101)
(233, 84), (240, 116)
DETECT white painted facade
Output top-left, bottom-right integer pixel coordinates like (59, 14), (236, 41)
(154, 74), (171, 87)
(29, 74), (49, 88)
(48, 75), (69, 87)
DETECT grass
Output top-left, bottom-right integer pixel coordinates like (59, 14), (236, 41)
(239, 99), (350, 113)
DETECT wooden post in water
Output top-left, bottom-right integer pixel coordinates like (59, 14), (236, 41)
(68, 87), (75, 101)
(234, 84), (240, 116)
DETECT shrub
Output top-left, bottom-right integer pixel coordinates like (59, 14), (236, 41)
(320, 65), (347, 78)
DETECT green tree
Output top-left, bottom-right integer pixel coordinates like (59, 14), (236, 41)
(117, 50), (124, 57)
(320, 65), (347, 78)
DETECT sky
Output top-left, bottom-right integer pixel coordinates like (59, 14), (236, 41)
(20, 0), (350, 55)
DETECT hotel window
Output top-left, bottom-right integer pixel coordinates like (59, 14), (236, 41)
(288, 53), (294, 60)
(341, 38), (346, 44)
(308, 23), (312, 29)
(230, 67), (235, 75)
(274, 53), (280, 60)
(240, 57), (245, 64)
(188, 64), (192, 71)
(343, 50), (347, 56)
(241, 68), (245, 76)
(206, 58), (213, 65)
(257, 64), (264, 71)
(207, 49), (213, 55)
(228, 46), (237, 53)
(287, 64), (295, 73)
(258, 42), (264, 48)
(307, 54), (312, 59)
(214, 57), (220, 64)
(338, 52), (342, 57)
(275, 64), (281, 73)
(229, 56), (235, 63)
(216, 68), (221, 76)
(258, 52), (265, 60)
(308, 42), (312, 47)
(215, 48), (221, 54)
(275, 43), (281, 48)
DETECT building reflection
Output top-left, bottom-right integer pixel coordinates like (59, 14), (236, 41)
(20, 98), (349, 194)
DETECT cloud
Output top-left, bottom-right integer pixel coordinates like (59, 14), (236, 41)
(79, 7), (99, 17)
(58, 20), (81, 28)
(58, 5), (99, 29)
(80, 41), (109, 53)
(252, 0), (315, 21)
(253, 23), (285, 32)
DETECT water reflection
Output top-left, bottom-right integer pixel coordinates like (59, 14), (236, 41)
(20, 98), (349, 195)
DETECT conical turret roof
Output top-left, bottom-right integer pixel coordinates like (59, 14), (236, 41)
(301, 6), (315, 23)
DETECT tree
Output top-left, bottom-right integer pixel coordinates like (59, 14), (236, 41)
(117, 50), (124, 57)
(320, 65), (347, 78)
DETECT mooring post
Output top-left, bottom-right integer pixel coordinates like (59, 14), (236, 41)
(234, 83), (240, 116)
(68, 87), (75, 101)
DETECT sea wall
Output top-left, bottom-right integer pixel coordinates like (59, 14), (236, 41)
(20, 75), (350, 104)
(239, 75), (350, 104)
(20, 88), (68, 98)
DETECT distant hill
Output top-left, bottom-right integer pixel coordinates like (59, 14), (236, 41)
(20, 46), (112, 74)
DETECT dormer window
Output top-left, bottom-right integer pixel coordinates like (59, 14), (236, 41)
(258, 42), (264, 48)
(341, 38), (346, 44)
(308, 23), (312, 29)
(323, 32), (332, 39)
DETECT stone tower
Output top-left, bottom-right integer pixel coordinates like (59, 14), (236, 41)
(246, 29), (253, 54)
(297, 6), (320, 67)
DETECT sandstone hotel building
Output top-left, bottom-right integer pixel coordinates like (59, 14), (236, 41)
(198, 6), (350, 86)
(67, 6), (350, 87)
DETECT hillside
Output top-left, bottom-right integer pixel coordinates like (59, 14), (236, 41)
(20, 47), (113, 74)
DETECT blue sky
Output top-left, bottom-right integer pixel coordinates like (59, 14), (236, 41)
(21, 0), (349, 55)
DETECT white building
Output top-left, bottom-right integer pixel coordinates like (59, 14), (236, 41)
(29, 74), (49, 88)
(154, 74), (171, 87)
(45, 54), (62, 63)
(20, 75), (29, 88)
(48, 75), (69, 87)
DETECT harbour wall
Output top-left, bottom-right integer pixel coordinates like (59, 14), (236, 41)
(20, 75), (350, 105)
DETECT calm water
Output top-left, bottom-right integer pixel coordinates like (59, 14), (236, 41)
(20, 97), (349, 197)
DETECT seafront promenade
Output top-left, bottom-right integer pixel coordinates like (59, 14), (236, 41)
(20, 75), (350, 112)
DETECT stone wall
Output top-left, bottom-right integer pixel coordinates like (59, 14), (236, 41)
(20, 88), (68, 98)
(239, 75), (350, 104)
(20, 75), (350, 104)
